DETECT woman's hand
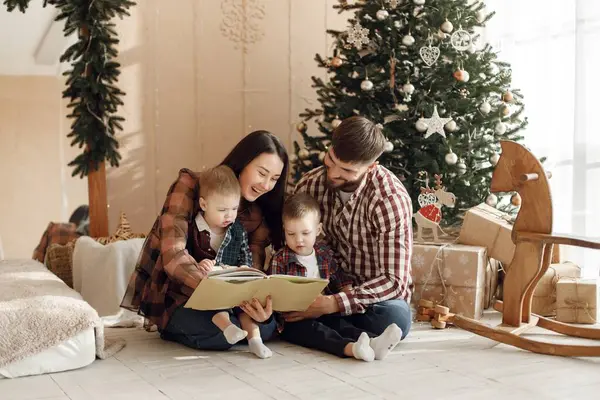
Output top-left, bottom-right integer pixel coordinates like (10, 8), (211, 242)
(198, 259), (215, 274)
(240, 296), (273, 323)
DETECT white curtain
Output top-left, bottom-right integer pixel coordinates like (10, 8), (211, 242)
(483, 0), (600, 277)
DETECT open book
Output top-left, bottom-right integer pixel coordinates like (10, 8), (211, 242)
(184, 267), (329, 312)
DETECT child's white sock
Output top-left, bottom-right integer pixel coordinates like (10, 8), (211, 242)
(352, 332), (375, 362)
(223, 324), (247, 345)
(248, 337), (272, 359)
(369, 323), (403, 360)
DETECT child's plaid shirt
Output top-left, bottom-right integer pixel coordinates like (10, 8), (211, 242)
(267, 241), (354, 295)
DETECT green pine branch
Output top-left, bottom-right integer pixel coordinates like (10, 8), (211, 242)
(3, 0), (135, 178)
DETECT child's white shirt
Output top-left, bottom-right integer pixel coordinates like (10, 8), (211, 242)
(195, 212), (225, 252)
(295, 249), (320, 278)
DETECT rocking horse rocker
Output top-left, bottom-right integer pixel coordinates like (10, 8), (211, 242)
(452, 140), (600, 357)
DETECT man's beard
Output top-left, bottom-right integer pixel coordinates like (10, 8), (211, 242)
(326, 172), (366, 192)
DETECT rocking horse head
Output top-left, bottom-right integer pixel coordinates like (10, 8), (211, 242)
(490, 140), (553, 234)
(433, 174), (456, 208)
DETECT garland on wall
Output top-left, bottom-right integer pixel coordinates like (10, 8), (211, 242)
(3, 0), (135, 178)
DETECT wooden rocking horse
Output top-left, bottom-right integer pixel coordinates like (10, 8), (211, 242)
(452, 140), (600, 357)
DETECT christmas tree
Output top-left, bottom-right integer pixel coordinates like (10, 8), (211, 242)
(291, 0), (527, 226)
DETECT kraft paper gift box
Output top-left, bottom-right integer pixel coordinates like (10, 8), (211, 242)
(556, 278), (599, 324)
(531, 262), (581, 317)
(457, 203), (516, 265)
(411, 243), (495, 320)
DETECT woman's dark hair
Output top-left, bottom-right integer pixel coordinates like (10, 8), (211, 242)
(220, 131), (288, 249)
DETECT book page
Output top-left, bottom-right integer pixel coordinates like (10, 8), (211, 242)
(185, 276), (329, 312)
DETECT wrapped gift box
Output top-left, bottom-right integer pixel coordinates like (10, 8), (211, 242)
(411, 243), (496, 319)
(556, 278), (599, 324)
(457, 203), (515, 265)
(532, 262), (581, 316)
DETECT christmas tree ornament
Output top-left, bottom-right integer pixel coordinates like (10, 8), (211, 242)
(395, 103), (409, 112)
(318, 151), (326, 162)
(302, 160), (313, 167)
(331, 57), (343, 67)
(456, 162), (467, 176)
(422, 105), (452, 139)
(394, 20), (402, 28)
(402, 35), (415, 46)
(386, 0), (400, 8)
(376, 9), (389, 20)
(413, 0), (425, 5)
(459, 88), (470, 98)
(296, 121), (307, 132)
(415, 118), (428, 132)
(479, 102), (491, 114)
(384, 141), (394, 152)
(402, 82), (415, 94)
(467, 44), (477, 54)
(495, 121), (507, 135)
(476, 10), (486, 23)
(450, 27), (472, 51)
(346, 22), (370, 49)
(360, 78), (374, 91)
(298, 149), (310, 159)
(445, 150), (458, 165)
(440, 19), (454, 34)
(437, 29), (447, 40)
(511, 192), (522, 207)
(419, 43), (440, 66)
(453, 69), (470, 82)
(445, 120), (457, 132)
(414, 172), (456, 243)
(485, 193), (498, 207)
(502, 91), (514, 102)
(489, 152), (500, 166)
(351, 71), (360, 79)
(290, 154), (298, 163)
(332, 118), (342, 128)
(501, 105), (510, 116)
(488, 63), (499, 76)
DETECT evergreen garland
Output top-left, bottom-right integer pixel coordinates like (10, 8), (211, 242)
(3, 0), (135, 177)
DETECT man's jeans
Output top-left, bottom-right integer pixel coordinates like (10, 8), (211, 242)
(160, 306), (277, 350)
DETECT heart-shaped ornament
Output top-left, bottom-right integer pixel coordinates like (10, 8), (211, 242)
(419, 45), (440, 66)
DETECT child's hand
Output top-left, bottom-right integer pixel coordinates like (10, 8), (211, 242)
(198, 259), (215, 274)
(340, 285), (353, 293)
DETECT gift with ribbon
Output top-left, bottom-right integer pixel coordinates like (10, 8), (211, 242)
(531, 261), (581, 316)
(556, 278), (599, 324)
(457, 203), (516, 265)
(410, 242), (497, 320)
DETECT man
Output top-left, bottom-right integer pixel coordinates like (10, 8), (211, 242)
(284, 116), (413, 339)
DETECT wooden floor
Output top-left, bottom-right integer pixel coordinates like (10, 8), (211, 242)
(2, 312), (600, 399)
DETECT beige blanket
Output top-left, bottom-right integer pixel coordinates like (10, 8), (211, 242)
(0, 259), (125, 368)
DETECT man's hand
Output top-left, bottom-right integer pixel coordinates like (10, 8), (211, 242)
(198, 259), (215, 274)
(282, 295), (340, 322)
(240, 296), (273, 323)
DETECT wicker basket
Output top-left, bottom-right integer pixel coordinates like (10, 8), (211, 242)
(45, 241), (75, 288)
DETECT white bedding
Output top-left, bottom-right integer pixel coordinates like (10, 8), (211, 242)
(0, 327), (95, 379)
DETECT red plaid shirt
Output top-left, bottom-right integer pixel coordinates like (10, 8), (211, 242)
(267, 242), (354, 295)
(32, 222), (81, 263)
(294, 165), (413, 315)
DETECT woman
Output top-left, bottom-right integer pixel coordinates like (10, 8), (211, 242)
(121, 131), (288, 350)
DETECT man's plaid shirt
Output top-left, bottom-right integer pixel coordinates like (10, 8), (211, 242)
(294, 165), (413, 316)
(267, 242), (354, 295)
